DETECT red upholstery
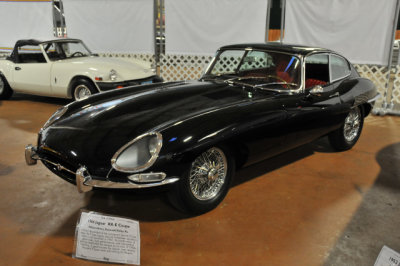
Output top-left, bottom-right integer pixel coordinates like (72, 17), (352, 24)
(276, 71), (292, 83)
(305, 79), (327, 89)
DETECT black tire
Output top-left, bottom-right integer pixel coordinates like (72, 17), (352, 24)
(71, 78), (97, 101)
(328, 106), (364, 151)
(168, 146), (235, 214)
(0, 75), (13, 100)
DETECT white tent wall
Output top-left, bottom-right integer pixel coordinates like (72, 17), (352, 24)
(0, 1), (54, 52)
(284, 0), (397, 65)
(63, 0), (154, 53)
(165, 0), (268, 55)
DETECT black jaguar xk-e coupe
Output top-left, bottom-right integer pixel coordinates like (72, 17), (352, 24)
(26, 43), (379, 213)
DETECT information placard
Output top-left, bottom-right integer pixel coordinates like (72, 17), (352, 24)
(73, 211), (140, 265)
(375, 245), (400, 266)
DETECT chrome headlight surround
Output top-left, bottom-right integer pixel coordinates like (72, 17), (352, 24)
(111, 132), (163, 173)
(109, 69), (117, 81)
(42, 106), (68, 130)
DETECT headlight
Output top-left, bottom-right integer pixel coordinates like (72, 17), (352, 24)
(111, 132), (162, 173)
(42, 106), (68, 129)
(109, 69), (117, 81)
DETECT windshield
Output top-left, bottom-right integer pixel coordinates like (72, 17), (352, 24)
(204, 49), (302, 90)
(44, 41), (92, 61)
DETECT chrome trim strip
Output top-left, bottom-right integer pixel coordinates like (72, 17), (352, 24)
(76, 167), (179, 192)
(111, 132), (163, 173)
(25, 144), (77, 175)
(40, 157), (76, 175)
(368, 93), (382, 103)
(87, 177), (179, 190)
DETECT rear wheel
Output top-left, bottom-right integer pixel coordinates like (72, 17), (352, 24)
(0, 75), (13, 100)
(72, 78), (97, 101)
(328, 106), (364, 151)
(168, 146), (235, 214)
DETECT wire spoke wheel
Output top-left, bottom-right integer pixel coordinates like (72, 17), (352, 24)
(74, 84), (92, 101)
(328, 105), (364, 151)
(343, 108), (361, 142)
(189, 147), (228, 201)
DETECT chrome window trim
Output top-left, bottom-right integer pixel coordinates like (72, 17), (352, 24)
(111, 132), (163, 173)
(304, 52), (352, 88)
(329, 53), (352, 83)
(303, 52), (330, 92)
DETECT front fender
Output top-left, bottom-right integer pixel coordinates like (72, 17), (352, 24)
(0, 60), (14, 86)
(158, 106), (287, 168)
(51, 63), (105, 98)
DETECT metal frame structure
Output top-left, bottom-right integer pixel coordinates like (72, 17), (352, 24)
(375, 0), (400, 115)
(52, 0), (67, 38)
(280, 0), (286, 43)
(154, 0), (165, 76)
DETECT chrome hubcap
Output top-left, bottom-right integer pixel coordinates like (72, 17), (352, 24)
(343, 108), (361, 142)
(189, 147), (227, 201)
(74, 85), (91, 100)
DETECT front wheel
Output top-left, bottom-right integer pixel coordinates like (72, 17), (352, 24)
(72, 79), (97, 101)
(328, 106), (364, 151)
(168, 146), (235, 214)
(0, 75), (13, 100)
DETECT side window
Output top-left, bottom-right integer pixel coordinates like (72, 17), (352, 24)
(305, 54), (329, 89)
(17, 45), (46, 63)
(331, 55), (351, 81)
(45, 43), (65, 61)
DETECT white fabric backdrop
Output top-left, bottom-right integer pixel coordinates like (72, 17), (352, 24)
(0, 1), (53, 51)
(166, 0), (268, 55)
(284, 0), (397, 65)
(63, 0), (154, 53)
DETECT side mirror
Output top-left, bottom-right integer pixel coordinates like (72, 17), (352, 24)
(309, 85), (324, 96)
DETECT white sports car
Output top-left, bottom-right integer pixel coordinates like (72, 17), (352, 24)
(0, 38), (162, 101)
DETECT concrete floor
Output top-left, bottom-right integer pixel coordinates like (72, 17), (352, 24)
(0, 94), (399, 266)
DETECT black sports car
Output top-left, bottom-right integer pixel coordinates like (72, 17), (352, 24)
(25, 43), (379, 213)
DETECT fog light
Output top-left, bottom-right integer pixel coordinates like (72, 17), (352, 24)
(128, 172), (166, 183)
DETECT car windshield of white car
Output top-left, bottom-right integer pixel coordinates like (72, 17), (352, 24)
(45, 41), (91, 61)
(205, 49), (301, 90)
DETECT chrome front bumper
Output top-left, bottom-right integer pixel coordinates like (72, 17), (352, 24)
(25, 144), (179, 193)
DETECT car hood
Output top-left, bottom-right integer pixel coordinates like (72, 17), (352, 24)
(56, 56), (155, 80)
(40, 80), (280, 175)
(53, 80), (269, 131)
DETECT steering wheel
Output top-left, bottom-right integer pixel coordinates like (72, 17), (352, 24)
(266, 74), (292, 88)
(71, 51), (84, 57)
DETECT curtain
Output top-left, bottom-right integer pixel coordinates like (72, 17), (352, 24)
(0, 1), (53, 51)
(284, 0), (397, 65)
(166, 0), (268, 55)
(63, 0), (154, 53)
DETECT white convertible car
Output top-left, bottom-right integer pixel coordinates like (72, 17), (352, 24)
(0, 38), (162, 100)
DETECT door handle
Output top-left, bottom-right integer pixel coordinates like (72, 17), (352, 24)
(15, 67), (21, 71)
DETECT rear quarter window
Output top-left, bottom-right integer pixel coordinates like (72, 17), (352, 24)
(331, 55), (351, 81)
